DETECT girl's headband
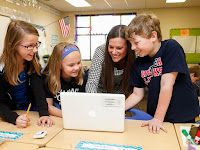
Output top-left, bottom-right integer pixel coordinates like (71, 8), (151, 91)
(62, 45), (79, 59)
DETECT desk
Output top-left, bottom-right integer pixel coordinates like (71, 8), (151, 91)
(46, 120), (180, 150)
(38, 148), (65, 150)
(0, 110), (63, 147)
(174, 123), (197, 150)
(0, 142), (39, 150)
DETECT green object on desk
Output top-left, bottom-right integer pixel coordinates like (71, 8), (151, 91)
(182, 129), (196, 145)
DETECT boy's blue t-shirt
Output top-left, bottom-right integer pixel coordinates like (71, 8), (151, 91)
(129, 39), (200, 123)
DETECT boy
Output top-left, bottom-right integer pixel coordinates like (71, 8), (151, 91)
(125, 13), (200, 134)
(189, 65), (200, 101)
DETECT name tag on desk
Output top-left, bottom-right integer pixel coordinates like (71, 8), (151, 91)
(0, 131), (24, 140)
(75, 141), (142, 150)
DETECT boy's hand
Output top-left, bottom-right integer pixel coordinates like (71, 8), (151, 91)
(37, 116), (55, 127)
(16, 114), (31, 128)
(141, 118), (167, 134)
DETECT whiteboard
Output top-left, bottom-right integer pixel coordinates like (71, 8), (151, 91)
(172, 36), (196, 53)
(0, 15), (10, 55)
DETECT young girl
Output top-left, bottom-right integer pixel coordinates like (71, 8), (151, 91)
(0, 20), (54, 128)
(43, 42), (87, 118)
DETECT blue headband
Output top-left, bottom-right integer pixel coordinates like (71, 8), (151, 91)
(62, 45), (79, 59)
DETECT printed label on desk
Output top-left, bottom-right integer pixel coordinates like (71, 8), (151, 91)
(75, 141), (142, 150)
(0, 131), (24, 140)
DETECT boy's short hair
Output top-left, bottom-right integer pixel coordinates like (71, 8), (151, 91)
(126, 13), (162, 42)
(189, 65), (200, 78)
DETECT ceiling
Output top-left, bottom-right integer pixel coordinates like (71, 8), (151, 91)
(38, 0), (200, 13)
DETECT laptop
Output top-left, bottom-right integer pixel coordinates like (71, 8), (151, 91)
(60, 92), (125, 132)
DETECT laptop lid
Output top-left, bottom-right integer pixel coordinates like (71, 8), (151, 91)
(60, 92), (125, 132)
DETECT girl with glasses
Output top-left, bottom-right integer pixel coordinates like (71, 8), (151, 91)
(0, 20), (54, 128)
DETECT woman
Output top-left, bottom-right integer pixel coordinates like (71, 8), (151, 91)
(86, 25), (136, 98)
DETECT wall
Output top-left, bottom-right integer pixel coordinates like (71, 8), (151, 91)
(1, 1), (200, 66)
(64, 6), (200, 41)
(63, 6), (200, 66)
(0, 0), (66, 54)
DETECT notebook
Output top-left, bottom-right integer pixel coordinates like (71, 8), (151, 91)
(60, 92), (125, 132)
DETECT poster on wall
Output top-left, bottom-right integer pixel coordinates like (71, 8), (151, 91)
(51, 34), (59, 51)
(0, 15), (10, 55)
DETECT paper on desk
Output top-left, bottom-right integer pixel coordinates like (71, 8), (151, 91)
(180, 126), (191, 147)
(0, 131), (24, 140)
(75, 141), (142, 150)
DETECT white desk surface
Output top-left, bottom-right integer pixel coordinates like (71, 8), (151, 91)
(0, 141), (39, 150)
(0, 110), (63, 147)
(46, 119), (180, 150)
(174, 123), (198, 150)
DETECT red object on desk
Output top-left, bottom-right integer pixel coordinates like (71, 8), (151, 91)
(194, 127), (200, 144)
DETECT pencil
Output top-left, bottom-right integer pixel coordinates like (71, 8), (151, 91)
(25, 103), (31, 117)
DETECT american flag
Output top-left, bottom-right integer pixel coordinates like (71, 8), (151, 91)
(58, 17), (70, 38)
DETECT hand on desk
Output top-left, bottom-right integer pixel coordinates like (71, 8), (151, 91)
(37, 116), (55, 127)
(141, 118), (167, 134)
(16, 114), (31, 128)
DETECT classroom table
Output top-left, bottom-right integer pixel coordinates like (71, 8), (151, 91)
(0, 141), (39, 150)
(0, 110), (63, 147)
(46, 119), (180, 150)
(174, 123), (198, 150)
(37, 148), (66, 150)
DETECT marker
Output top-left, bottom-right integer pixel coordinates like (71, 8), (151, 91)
(194, 126), (200, 144)
(182, 129), (196, 145)
(25, 103), (31, 117)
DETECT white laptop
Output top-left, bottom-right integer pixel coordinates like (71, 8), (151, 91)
(60, 92), (125, 132)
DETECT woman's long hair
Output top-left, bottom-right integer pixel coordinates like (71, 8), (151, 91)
(0, 20), (41, 85)
(103, 25), (136, 98)
(43, 42), (84, 96)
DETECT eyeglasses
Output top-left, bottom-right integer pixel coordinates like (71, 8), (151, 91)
(20, 41), (41, 50)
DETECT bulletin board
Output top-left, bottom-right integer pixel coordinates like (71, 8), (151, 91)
(170, 28), (200, 64)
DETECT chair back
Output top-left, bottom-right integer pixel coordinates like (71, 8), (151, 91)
(125, 108), (153, 120)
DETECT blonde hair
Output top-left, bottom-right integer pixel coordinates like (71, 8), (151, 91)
(43, 42), (84, 96)
(126, 13), (162, 42)
(0, 20), (41, 85)
(189, 65), (200, 78)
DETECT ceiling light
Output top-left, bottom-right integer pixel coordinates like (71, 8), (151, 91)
(166, 0), (186, 3)
(65, 0), (91, 7)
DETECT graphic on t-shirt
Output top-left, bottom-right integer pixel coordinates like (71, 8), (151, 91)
(54, 88), (79, 105)
(141, 57), (163, 85)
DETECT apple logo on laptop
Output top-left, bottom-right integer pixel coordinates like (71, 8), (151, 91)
(88, 110), (96, 118)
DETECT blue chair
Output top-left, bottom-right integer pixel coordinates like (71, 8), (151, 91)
(196, 120), (200, 124)
(125, 108), (153, 120)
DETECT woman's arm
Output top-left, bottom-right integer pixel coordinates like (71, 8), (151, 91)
(86, 44), (105, 93)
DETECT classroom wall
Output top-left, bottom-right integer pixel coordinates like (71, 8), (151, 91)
(63, 6), (200, 66)
(0, 0), (66, 54)
(1, 1), (200, 66)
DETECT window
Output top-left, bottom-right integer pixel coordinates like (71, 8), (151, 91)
(75, 13), (136, 60)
